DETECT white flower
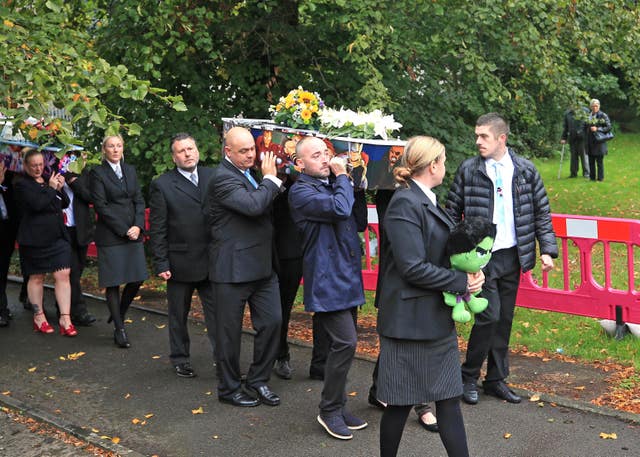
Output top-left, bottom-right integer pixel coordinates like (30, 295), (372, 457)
(319, 107), (402, 140)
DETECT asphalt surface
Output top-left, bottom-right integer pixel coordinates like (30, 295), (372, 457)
(1, 281), (639, 457)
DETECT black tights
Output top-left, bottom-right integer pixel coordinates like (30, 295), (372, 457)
(380, 397), (469, 457)
(105, 282), (142, 329)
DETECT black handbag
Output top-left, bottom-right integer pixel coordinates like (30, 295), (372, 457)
(593, 130), (614, 143)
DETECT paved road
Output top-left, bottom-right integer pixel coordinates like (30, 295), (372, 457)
(0, 282), (638, 457)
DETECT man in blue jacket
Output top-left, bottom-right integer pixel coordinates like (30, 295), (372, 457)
(289, 136), (367, 441)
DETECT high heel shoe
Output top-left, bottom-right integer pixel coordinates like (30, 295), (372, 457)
(114, 328), (131, 348)
(59, 314), (78, 337)
(33, 312), (54, 334)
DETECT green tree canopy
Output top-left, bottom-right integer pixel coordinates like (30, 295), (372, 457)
(4, 0), (640, 186)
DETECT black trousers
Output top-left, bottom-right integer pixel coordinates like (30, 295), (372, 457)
(0, 219), (18, 310)
(461, 247), (521, 384)
(569, 139), (589, 177)
(66, 227), (89, 317)
(276, 257), (303, 361)
(167, 278), (217, 365)
(214, 274), (282, 397)
(588, 155), (604, 181)
(315, 307), (358, 416)
(310, 306), (357, 377)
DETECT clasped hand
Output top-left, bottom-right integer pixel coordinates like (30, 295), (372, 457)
(466, 270), (485, 294)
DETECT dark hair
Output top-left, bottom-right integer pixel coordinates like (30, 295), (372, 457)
(170, 132), (196, 152)
(23, 148), (43, 165)
(476, 112), (510, 137)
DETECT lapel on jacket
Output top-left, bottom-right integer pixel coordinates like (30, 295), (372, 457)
(408, 181), (454, 230)
(222, 159), (256, 191)
(172, 168), (202, 203)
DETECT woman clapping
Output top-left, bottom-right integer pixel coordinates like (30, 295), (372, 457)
(14, 149), (77, 336)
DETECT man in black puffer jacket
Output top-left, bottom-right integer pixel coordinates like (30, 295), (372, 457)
(446, 112), (558, 406)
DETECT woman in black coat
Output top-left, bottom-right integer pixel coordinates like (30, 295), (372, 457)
(14, 149), (77, 336)
(376, 136), (484, 457)
(585, 98), (612, 182)
(90, 135), (148, 348)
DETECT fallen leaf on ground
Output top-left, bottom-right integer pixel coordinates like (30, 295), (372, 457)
(132, 418), (140, 424)
(145, 413), (154, 418)
(151, 355), (161, 359)
(504, 433), (512, 439)
(192, 407), (204, 414)
(529, 394), (541, 402)
(2, 391), (10, 395)
(73, 390), (81, 394)
(155, 324), (166, 329)
(124, 319), (133, 324)
(348, 391), (358, 397)
(124, 393), (131, 399)
(574, 386), (586, 390)
(599, 432), (617, 439)
(28, 366), (37, 372)
(112, 437), (121, 444)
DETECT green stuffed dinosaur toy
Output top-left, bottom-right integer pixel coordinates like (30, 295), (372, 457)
(443, 217), (496, 323)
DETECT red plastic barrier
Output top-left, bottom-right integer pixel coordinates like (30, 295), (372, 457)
(361, 207), (640, 324)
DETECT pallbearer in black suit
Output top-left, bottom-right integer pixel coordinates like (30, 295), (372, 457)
(376, 137), (484, 457)
(149, 133), (217, 378)
(90, 135), (149, 348)
(206, 127), (282, 408)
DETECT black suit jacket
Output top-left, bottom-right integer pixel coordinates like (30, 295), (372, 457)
(376, 181), (467, 341)
(66, 171), (94, 247)
(206, 159), (280, 283)
(14, 175), (70, 247)
(149, 166), (214, 283)
(90, 160), (145, 247)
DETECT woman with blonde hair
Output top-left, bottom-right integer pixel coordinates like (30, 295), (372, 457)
(376, 136), (484, 457)
(90, 135), (148, 348)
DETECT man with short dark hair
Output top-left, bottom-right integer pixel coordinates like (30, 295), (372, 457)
(561, 105), (590, 178)
(289, 136), (367, 440)
(447, 113), (558, 406)
(149, 133), (217, 378)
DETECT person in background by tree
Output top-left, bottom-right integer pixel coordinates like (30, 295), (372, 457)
(560, 104), (590, 178)
(585, 99), (612, 182)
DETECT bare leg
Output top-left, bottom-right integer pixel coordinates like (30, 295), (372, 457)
(28, 274), (46, 325)
(53, 268), (72, 328)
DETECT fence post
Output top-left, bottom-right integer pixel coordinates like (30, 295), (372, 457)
(614, 305), (628, 340)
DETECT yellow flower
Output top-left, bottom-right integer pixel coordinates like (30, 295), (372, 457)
(301, 109), (312, 121)
(285, 96), (295, 109)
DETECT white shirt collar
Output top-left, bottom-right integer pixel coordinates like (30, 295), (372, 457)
(177, 166), (198, 181)
(411, 178), (437, 206)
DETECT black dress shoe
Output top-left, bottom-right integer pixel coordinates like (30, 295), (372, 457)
(483, 380), (521, 404)
(114, 328), (131, 348)
(367, 390), (386, 409)
(246, 384), (280, 406)
(72, 312), (96, 326)
(462, 382), (479, 405)
(418, 416), (439, 433)
(219, 390), (260, 407)
(274, 359), (292, 380)
(309, 370), (324, 381)
(174, 362), (196, 378)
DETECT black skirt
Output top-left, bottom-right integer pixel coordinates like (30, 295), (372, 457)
(97, 242), (148, 288)
(377, 329), (463, 405)
(19, 238), (71, 276)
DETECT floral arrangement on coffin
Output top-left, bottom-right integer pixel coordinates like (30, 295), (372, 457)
(319, 107), (402, 141)
(269, 87), (325, 130)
